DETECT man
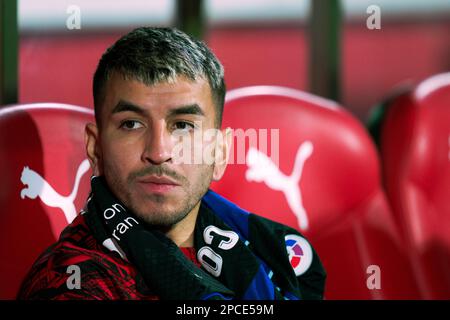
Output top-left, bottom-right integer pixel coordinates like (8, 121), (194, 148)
(18, 27), (326, 300)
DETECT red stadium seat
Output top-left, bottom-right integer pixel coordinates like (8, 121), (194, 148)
(0, 104), (93, 299)
(211, 86), (422, 299)
(379, 73), (450, 299)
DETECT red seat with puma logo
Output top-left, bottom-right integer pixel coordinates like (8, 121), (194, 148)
(0, 103), (93, 299)
(379, 72), (450, 299)
(211, 86), (422, 299)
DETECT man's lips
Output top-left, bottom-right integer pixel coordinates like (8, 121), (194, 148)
(136, 175), (181, 193)
(137, 175), (180, 185)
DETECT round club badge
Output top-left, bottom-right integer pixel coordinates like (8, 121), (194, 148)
(285, 234), (313, 276)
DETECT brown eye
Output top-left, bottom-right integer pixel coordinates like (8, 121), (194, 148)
(173, 121), (195, 132)
(120, 120), (144, 130)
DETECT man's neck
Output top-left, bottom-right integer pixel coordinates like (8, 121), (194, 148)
(163, 201), (201, 247)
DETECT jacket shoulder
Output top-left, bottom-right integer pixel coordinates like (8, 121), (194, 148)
(17, 215), (134, 300)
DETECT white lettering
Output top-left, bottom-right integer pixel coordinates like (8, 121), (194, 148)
(170, 121), (280, 165)
(112, 203), (125, 212)
(112, 229), (120, 241)
(124, 217), (138, 227)
(66, 5), (81, 30)
(117, 222), (129, 234)
(103, 208), (115, 220)
(176, 305), (210, 317)
(366, 264), (381, 289)
(197, 246), (223, 277)
(366, 5), (381, 30)
(66, 265), (81, 289)
(203, 226), (239, 250)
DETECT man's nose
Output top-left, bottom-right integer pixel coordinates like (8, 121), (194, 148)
(141, 122), (173, 165)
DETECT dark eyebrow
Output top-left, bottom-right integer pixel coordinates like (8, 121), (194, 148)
(112, 100), (146, 116)
(167, 104), (205, 117)
(111, 101), (205, 118)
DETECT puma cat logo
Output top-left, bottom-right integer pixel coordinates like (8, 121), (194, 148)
(245, 141), (314, 230)
(20, 159), (91, 225)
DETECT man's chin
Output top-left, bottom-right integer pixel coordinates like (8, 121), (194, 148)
(133, 209), (189, 228)
(127, 197), (183, 220)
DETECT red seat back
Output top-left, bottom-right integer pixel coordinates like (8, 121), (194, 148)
(380, 73), (450, 299)
(212, 86), (422, 299)
(0, 104), (93, 299)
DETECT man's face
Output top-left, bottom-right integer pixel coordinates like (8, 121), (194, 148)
(87, 73), (226, 227)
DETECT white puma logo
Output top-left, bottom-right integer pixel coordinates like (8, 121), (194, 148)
(20, 159), (91, 228)
(245, 141), (314, 230)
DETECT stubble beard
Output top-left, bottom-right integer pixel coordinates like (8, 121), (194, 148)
(104, 163), (214, 229)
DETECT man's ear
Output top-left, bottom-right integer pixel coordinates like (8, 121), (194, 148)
(212, 127), (233, 181)
(85, 123), (102, 176)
